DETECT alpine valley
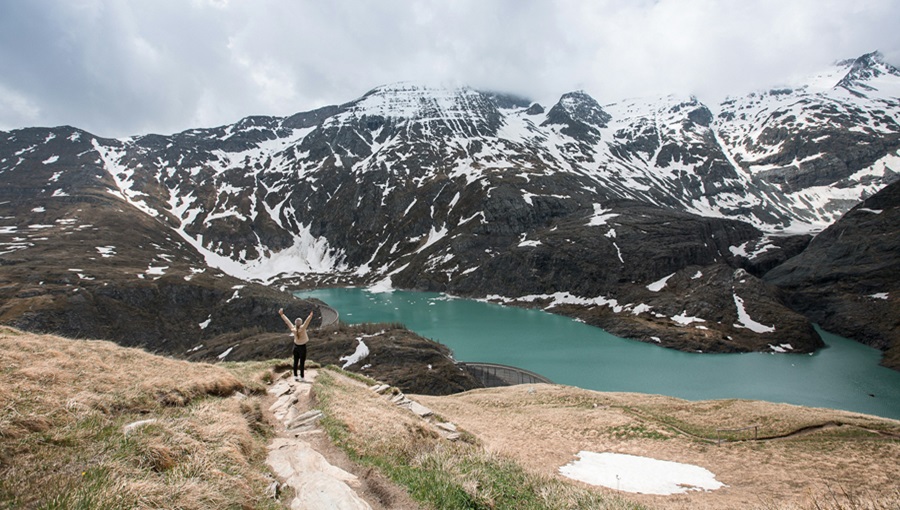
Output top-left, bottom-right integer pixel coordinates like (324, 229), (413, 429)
(1, 51), (898, 370)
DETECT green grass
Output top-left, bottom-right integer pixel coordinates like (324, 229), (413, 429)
(608, 424), (671, 441)
(323, 363), (378, 386)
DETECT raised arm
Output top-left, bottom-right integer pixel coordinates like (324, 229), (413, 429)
(300, 310), (314, 330)
(278, 308), (295, 331)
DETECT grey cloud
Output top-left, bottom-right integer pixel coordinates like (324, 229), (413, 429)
(1, 0), (898, 137)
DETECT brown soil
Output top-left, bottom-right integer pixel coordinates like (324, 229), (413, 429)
(414, 385), (900, 510)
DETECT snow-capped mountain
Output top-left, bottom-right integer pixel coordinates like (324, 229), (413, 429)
(1, 51), (898, 362)
(715, 51), (900, 228)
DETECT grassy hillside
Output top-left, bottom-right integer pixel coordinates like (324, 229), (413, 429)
(414, 387), (900, 509)
(312, 367), (642, 510)
(314, 366), (900, 510)
(2, 327), (898, 510)
(0, 326), (283, 509)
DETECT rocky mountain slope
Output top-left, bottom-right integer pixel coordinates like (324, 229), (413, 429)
(1, 51), (898, 364)
(765, 179), (900, 367)
(0, 128), (318, 354)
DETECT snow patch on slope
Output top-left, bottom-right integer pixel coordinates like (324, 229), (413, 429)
(340, 339), (370, 369)
(647, 273), (675, 292)
(733, 294), (775, 333)
(560, 451), (725, 495)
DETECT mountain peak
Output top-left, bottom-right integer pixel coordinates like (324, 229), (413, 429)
(346, 82), (480, 119)
(338, 82), (529, 128)
(836, 50), (900, 93)
(541, 91), (611, 138)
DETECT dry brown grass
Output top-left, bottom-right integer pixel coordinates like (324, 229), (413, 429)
(0, 326), (283, 509)
(414, 385), (900, 510)
(3, 324), (897, 510)
(313, 366), (644, 509)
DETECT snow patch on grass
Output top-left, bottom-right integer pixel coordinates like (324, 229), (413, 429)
(559, 451), (725, 495)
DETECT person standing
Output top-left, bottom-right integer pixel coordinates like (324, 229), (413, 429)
(279, 308), (314, 381)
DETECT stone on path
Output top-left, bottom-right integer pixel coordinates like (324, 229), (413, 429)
(286, 409), (324, 434)
(122, 419), (157, 435)
(267, 438), (371, 510)
(369, 384), (391, 394)
(436, 422), (457, 433)
(402, 400), (434, 418)
(265, 370), (372, 510)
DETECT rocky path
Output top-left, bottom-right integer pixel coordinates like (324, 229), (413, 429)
(265, 369), (373, 510)
(264, 370), (425, 509)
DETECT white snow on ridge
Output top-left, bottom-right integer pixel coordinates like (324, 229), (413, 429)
(587, 204), (618, 226)
(489, 291), (626, 313)
(612, 242), (623, 263)
(647, 273), (675, 292)
(518, 232), (541, 247)
(671, 311), (705, 326)
(342, 83), (485, 122)
(733, 294), (775, 333)
(729, 239), (775, 259)
(146, 265), (168, 276)
(92, 140), (160, 218)
(173, 222), (347, 284)
(415, 225), (449, 253)
(217, 346), (234, 360)
(368, 278), (395, 293)
(631, 303), (653, 315)
(559, 451), (725, 495)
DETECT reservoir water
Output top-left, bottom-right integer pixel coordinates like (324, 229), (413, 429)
(300, 287), (900, 420)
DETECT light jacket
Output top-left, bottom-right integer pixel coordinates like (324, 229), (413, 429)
(280, 311), (313, 345)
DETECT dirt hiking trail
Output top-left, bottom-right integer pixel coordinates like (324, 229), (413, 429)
(264, 369), (420, 510)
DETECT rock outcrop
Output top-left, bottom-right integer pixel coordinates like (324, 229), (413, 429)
(764, 180), (900, 368)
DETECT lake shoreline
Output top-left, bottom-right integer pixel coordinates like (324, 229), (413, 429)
(299, 287), (900, 420)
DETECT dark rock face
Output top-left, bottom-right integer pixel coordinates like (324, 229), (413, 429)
(0, 133), (317, 355)
(542, 91), (612, 142)
(764, 180), (900, 368)
(597, 265), (822, 354)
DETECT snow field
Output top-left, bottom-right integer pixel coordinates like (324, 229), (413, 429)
(559, 451), (725, 495)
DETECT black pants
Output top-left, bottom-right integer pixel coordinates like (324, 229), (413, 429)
(292, 343), (307, 378)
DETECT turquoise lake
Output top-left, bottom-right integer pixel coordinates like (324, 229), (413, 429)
(300, 287), (900, 420)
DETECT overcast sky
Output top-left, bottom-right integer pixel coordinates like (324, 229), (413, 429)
(1, 0), (899, 138)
